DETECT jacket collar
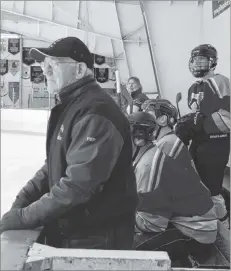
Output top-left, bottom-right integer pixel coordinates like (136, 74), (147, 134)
(131, 89), (142, 99)
(56, 75), (96, 104)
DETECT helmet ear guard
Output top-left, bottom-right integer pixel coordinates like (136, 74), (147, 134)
(169, 116), (176, 127)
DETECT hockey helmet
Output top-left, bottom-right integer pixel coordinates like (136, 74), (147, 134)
(189, 44), (218, 78)
(128, 112), (156, 144)
(142, 99), (178, 127)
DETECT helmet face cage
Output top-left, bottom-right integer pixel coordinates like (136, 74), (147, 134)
(128, 112), (156, 145)
(189, 44), (217, 78)
(129, 122), (155, 145)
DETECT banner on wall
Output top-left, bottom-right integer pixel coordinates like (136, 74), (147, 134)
(8, 82), (20, 104)
(0, 60), (8, 76)
(0, 39), (7, 52)
(9, 60), (20, 76)
(105, 57), (115, 67)
(32, 83), (47, 93)
(8, 39), (20, 55)
(1, 79), (8, 97)
(109, 68), (116, 81)
(22, 64), (30, 79)
(23, 47), (36, 66)
(95, 68), (109, 83)
(31, 66), (45, 84)
(95, 54), (106, 65)
(212, 0), (231, 18)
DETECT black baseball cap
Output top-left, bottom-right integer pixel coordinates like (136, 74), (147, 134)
(29, 37), (94, 69)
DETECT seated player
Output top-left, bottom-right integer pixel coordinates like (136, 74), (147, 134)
(128, 111), (217, 256)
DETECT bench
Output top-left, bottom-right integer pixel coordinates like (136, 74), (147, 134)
(187, 221), (230, 269)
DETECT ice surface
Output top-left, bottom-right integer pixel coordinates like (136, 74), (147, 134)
(1, 132), (46, 216)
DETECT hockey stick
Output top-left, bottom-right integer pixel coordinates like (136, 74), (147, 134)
(176, 92), (182, 118)
(115, 70), (133, 114)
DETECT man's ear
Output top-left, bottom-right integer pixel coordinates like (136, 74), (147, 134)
(76, 62), (88, 79)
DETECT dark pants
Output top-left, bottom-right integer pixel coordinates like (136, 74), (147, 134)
(190, 137), (230, 196)
(40, 213), (135, 250)
(134, 226), (191, 261)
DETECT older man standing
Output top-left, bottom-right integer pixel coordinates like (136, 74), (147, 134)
(0, 37), (137, 249)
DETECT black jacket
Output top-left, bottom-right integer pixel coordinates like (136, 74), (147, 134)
(131, 90), (149, 111)
(12, 75), (137, 233)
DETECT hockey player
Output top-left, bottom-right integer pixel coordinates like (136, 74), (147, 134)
(142, 99), (184, 157)
(128, 111), (217, 255)
(187, 44), (230, 220)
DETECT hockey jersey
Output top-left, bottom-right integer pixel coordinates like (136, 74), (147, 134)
(135, 133), (218, 244)
(188, 74), (230, 136)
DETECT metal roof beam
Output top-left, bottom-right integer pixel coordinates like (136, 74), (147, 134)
(122, 24), (144, 40)
(1, 8), (145, 44)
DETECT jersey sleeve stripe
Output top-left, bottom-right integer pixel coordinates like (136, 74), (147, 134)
(173, 142), (185, 159)
(153, 152), (166, 190)
(169, 137), (181, 157)
(209, 77), (222, 98)
(211, 111), (230, 133)
(148, 148), (161, 192)
(206, 79), (217, 95)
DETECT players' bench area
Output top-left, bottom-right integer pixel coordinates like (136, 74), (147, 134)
(1, 109), (230, 270)
(1, 221), (230, 271)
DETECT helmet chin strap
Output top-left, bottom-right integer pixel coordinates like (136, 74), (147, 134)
(132, 146), (140, 162)
(154, 125), (162, 140)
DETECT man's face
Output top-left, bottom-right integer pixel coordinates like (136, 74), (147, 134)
(41, 57), (77, 93)
(127, 79), (140, 94)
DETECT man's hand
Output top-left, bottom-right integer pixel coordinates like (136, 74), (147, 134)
(0, 209), (26, 235)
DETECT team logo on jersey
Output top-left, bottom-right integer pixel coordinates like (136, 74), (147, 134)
(190, 92), (204, 111)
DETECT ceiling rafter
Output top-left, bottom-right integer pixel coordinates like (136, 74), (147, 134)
(1, 8), (146, 43)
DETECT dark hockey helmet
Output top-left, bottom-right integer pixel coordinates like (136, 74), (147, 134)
(189, 44), (218, 78)
(142, 99), (178, 127)
(128, 112), (156, 142)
